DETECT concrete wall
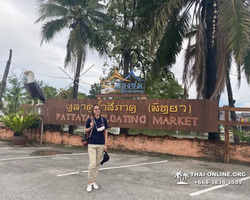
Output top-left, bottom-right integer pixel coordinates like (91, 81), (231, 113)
(1, 127), (250, 163)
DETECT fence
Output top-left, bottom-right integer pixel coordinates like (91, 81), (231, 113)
(218, 106), (250, 163)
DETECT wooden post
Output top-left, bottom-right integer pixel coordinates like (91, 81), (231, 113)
(224, 110), (230, 163)
(40, 118), (43, 145)
(0, 49), (12, 106)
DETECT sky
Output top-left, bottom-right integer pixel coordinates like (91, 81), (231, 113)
(0, 0), (250, 107)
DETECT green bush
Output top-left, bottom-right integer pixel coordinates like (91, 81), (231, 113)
(234, 130), (250, 143)
(0, 114), (39, 136)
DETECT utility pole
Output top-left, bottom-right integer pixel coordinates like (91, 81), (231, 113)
(0, 49), (12, 108)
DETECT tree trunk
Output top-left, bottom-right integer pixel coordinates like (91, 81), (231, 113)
(124, 49), (130, 77)
(120, 0), (130, 135)
(226, 68), (240, 143)
(120, 49), (131, 135)
(72, 59), (81, 99)
(0, 49), (12, 109)
(205, 1), (220, 141)
(69, 58), (82, 134)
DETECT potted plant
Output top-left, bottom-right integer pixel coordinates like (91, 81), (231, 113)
(0, 114), (39, 146)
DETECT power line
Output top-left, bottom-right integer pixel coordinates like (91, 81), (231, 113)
(11, 62), (26, 70)
(80, 81), (92, 85)
(36, 74), (71, 79)
(11, 62), (71, 79)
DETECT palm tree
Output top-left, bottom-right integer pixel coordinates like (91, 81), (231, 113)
(174, 170), (183, 182)
(35, 0), (109, 133)
(136, 0), (250, 140)
(36, 0), (108, 98)
(182, 173), (189, 182)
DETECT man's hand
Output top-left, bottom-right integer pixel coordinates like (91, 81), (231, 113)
(103, 145), (107, 151)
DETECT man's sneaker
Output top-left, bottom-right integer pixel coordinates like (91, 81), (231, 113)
(92, 182), (99, 190)
(87, 183), (92, 192)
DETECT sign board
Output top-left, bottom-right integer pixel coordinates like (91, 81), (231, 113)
(100, 67), (146, 94)
(43, 99), (218, 132)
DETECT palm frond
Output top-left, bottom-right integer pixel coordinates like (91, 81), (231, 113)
(80, 20), (107, 56)
(135, 0), (192, 43)
(46, 0), (86, 7)
(183, 43), (195, 90)
(184, 26), (197, 39)
(40, 18), (68, 45)
(211, 26), (228, 99)
(152, 12), (190, 76)
(243, 48), (250, 83)
(88, 10), (111, 25)
(193, 17), (207, 99)
(183, 23), (197, 91)
(218, 0), (250, 74)
(86, 1), (106, 12)
(69, 22), (87, 69)
(35, 2), (68, 23)
(150, 0), (193, 53)
(135, 0), (166, 35)
(64, 36), (77, 70)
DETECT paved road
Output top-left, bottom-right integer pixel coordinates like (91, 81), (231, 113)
(0, 141), (250, 200)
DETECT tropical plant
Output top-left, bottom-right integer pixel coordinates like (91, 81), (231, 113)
(0, 114), (40, 136)
(136, 0), (250, 140)
(35, 0), (109, 99)
(35, 0), (109, 133)
(184, 26), (241, 142)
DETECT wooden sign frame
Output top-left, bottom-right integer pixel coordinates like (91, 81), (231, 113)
(42, 99), (218, 132)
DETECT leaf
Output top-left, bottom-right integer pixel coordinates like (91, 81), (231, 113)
(211, 24), (229, 98)
(0, 114), (39, 133)
(243, 48), (250, 83)
(218, 0), (250, 70)
(35, 2), (68, 23)
(40, 18), (68, 45)
(152, 12), (190, 76)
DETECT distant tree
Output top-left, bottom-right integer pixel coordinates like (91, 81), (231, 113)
(56, 86), (87, 99)
(2, 75), (26, 114)
(42, 84), (58, 99)
(146, 72), (186, 99)
(88, 83), (100, 99)
(104, 0), (153, 77)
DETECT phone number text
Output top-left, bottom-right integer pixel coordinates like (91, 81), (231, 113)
(195, 180), (243, 185)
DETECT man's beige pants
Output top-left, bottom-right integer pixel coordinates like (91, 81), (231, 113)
(88, 144), (104, 182)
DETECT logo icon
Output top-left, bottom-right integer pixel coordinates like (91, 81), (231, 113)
(174, 170), (190, 185)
